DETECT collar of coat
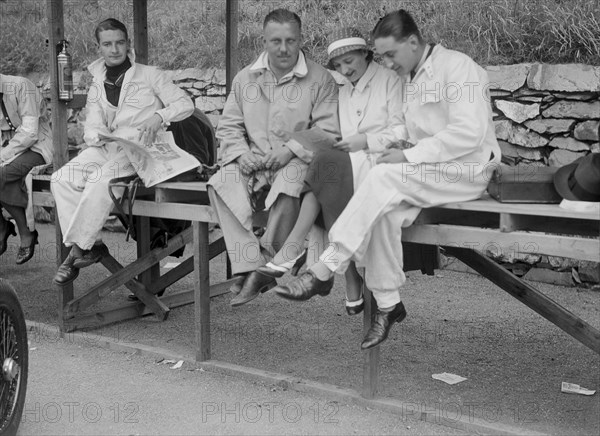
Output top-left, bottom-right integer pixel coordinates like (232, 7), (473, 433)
(87, 49), (137, 79)
(250, 50), (308, 81)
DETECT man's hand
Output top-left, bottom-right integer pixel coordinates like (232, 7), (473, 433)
(377, 148), (408, 164)
(137, 113), (164, 146)
(262, 147), (294, 171)
(236, 151), (263, 176)
(333, 133), (367, 153)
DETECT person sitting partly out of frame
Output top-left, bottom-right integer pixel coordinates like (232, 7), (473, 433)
(0, 74), (53, 265)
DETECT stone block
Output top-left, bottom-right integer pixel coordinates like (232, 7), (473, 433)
(579, 262), (600, 283)
(186, 88), (202, 97)
(548, 149), (588, 167)
(495, 120), (549, 148)
(486, 64), (531, 92)
(174, 68), (206, 82)
(524, 119), (575, 134)
(549, 137), (591, 152)
(495, 100), (540, 123)
(498, 141), (544, 161)
(523, 268), (573, 286)
(548, 256), (578, 270)
(592, 143), (600, 153)
(213, 69), (227, 86)
(528, 64), (600, 92)
(192, 81), (210, 90)
(206, 85), (227, 96)
(517, 96), (543, 103)
(195, 96), (225, 113)
(574, 121), (600, 141)
(542, 100), (600, 119)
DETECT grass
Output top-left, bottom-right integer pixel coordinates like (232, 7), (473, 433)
(1, 0), (599, 75)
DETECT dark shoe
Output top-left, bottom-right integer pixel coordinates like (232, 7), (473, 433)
(361, 302), (407, 350)
(229, 274), (247, 296)
(345, 297), (364, 316)
(273, 270), (334, 301)
(16, 230), (39, 265)
(72, 243), (109, 269)
(230, 271), (277, 307)
(0, 221), (17, 256)
(53, 254), (80, 286)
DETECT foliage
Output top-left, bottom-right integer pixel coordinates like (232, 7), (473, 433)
(1, 0), (598, 75)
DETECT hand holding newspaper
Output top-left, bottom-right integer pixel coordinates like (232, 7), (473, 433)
(99, 128), (200, 187)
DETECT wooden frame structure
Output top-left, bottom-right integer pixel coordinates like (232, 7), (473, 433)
(44, 0), (599, 403)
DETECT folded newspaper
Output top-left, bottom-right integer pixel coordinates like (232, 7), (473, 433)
(99, 129), (200, 187)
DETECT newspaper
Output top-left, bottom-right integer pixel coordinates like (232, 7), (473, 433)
(99, 128), (200, 187)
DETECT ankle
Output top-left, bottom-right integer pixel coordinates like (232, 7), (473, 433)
(310, 262), (332, 281)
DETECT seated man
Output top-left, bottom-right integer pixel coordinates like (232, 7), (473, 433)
(52, 18), (195, 285)
(208, 8), (340, 307)
(1, 74), (53, 265)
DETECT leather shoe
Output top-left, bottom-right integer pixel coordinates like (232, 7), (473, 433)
(0, 221), (17, 256)
(345, 298), (364, 316)
(16, 230), (39, 265)
(72, 243), (109, 269)
(53, 254), (80, 286)
(229, 274), (247, 296)
(273, 270), (334, 301)
(230, 271), (276, 307)
(361, 302), (407, 350)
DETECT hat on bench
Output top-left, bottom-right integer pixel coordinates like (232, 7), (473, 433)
(553, 153), (600, 202)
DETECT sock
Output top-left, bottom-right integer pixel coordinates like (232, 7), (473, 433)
(310, 262), (333, 281)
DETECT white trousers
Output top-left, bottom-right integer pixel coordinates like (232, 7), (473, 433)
(321, 161), (494, 308)
(51, 143), (137, 250)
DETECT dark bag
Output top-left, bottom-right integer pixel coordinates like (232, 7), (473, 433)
(487, 164), (562, 204)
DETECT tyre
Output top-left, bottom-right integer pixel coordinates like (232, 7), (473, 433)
(0, 279), (28, 436)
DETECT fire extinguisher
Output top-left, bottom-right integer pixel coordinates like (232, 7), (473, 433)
(57, 40), (73, 101)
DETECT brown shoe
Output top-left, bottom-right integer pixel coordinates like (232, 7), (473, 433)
(361, 302), (407, 350)
(229, 274), (247, 296)
(230, 271), (277, 307)
(273, 270), (334, 301)
(72, 243), (109, 269)
(53, 253), (80, 286)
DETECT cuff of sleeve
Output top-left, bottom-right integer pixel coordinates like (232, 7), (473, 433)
(285, 138), (313, 163)
(393, 126), (408, 142)
(402, 145), (425, 164)
(155, 110), (170, 127)
(365, 133), (386, 153)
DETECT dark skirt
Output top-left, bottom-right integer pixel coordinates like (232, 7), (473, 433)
(304, 149), (354, 230)
(0, 150), (45, 208)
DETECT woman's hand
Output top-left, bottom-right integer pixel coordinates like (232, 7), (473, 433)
(333, 133), (367, 153)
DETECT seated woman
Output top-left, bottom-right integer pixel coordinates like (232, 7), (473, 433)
(257, 27), (407, 314)
(0, 74), (53, 264)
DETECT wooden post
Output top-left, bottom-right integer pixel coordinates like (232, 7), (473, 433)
(225, 0), (239, 94)
(47, 0), (72, 332)
(133, 0), (148, 65)
(194, 221), (211, 361)
(362, 284), (379, 398)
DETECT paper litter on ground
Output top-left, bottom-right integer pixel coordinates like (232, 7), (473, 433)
(171, 360), (184, 370)
(432, 373), (467, 385)
(561, 382), (596, 396)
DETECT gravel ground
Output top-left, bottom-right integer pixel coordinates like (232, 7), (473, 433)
(3, 223), (599, 435)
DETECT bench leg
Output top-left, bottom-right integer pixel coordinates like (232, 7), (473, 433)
(55, 224), (73, 334)
(194, 221), (211, 361)
(445, 246), (600, 355)
(362, 285), (380, 398)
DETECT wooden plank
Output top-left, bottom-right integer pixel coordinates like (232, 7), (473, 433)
(129, 200), (218, 222)
(436, 195), (599, 221)
(154, 189), (209, 204)
(63, 282), (233, 332)
(101, 255), (169, 321)
(500, 213), (598, 237)
(64, 227), (192, 317)
(403, 224), (600, 262)
(445, 246), (600, 355)
(155, 181), (208, 191)
(133, 0), (148, 65)
(225, 0), (239, 94)
(194, 222), (211, 361)
(362, 286), (379, 399)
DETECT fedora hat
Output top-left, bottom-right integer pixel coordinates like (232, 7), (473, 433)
(553, 153), (600, 202)
(327, 27), (369, 61)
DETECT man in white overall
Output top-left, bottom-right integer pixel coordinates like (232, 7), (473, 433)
(52, 18), (194, 285)
(274, 9), (502, 349)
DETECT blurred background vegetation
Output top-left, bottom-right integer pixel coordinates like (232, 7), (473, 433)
(1, 0), (599, 75)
